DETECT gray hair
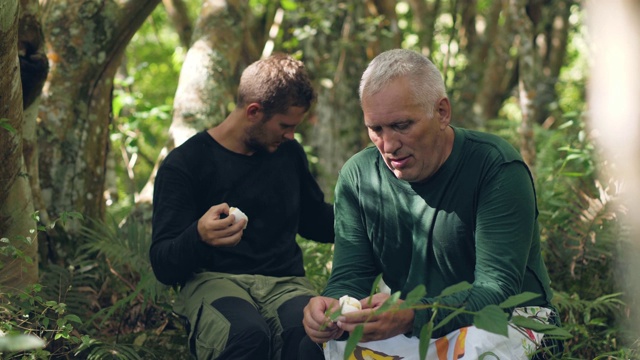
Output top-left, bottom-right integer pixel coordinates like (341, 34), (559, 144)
(359, 49), (447, 112)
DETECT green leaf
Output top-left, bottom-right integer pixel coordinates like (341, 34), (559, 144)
(538, 327), (573, 339)
(65, 314), (82, 324)
(280, 0), (297, 11)
(433, 306), (467, 331)
(0, 118), (16, 134)
(438, 281), (472, 298)
(474, 305), (509, 337)
(375, 291), (401, 313)
(343, 325), (364, 360)
(60, 211), (85, 225)
(498, 292), (541, 308)
(401, 285), (427, 308)
(510, 316), (572, 338)
(327, 307), (342, 322)
(419, 322), (434, 360)
(369, 273), (383, 307)
(510, 316), (557, 331)
(112, 93), (125, 117)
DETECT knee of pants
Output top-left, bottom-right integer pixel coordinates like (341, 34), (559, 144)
(298, 335), (326, 360)
(226, 315), (271, 350)
(192, 297), (270, 359)
(277, 295), (312, 332)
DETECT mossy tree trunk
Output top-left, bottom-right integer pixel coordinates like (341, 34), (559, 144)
(0, 0), (38, 292)
(36, 0), (160, 246)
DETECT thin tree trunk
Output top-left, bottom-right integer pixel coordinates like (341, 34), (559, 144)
(451, 0), (505, 128)
(510, 0), (538, 171)
(408, 0), (441, 57)
(458, 0), (477, 53)
(19, 0), (50, 272)
(535, 0), (572, 126)
(37, 0), (160, 237)
(441, 0), (459, 82)
(371, 0), (402, 51)
(0, 0), (38, 291)
(545, 0), (571, 84)
(473, 0), (518, 126)
(305, 1), (374, 197)
(450, 0), (480, 127)
(162, 0), (193, 49)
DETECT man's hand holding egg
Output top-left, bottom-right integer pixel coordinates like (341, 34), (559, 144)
(197, 204), (245, 247)
(339, 295), (362, 314)
(229, 207), (248, 229)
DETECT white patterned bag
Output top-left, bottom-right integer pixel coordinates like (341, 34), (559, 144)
(324, 307), (553, 360)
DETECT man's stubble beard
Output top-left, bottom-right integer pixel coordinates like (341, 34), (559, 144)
(245, 121), (271, 154)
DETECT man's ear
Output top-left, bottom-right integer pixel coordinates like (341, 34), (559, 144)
(246, 103), (263, 122)
(436, 97), (451, 129)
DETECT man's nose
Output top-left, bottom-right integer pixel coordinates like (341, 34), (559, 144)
(381, 131), (401, 154)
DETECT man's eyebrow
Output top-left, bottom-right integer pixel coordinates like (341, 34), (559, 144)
(366, 119), (413, 127)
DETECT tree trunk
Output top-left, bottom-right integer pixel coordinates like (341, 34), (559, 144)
(162, 0), (193, 49)
(534, 0), (571, 126)
(511, 0), (540, 171)
(168, 0), (253, 145)
(302, 1), (383, 197)
(458, 0), (477, 53)
(473, 0), (518, 126)
(588, 0), (640, 345)
(408, 0), (441, 57)
(451, 0), (512, 128)
(0, 0), (38, 291)
(37, 0), (160, 237)
(138, 0), (257, 204)
(370, 0), (403, 52)
(544, 0), (571, 87)
(19, 0), (50, 275)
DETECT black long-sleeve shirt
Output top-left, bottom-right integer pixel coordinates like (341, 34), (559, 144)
(150, 131), (334, 286)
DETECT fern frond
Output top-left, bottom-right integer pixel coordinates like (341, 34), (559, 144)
(84, 341), (150, 360)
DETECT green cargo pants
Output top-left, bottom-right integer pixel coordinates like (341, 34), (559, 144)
(174, 272), (318, 359)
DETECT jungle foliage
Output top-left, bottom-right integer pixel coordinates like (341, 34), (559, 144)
(1, 0), (638, 359)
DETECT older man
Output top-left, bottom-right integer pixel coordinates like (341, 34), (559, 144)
(301, 49), (559, 359)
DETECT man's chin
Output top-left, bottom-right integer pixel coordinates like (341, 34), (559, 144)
(253, 141), (285, 153)
(394, 170), (416, 182)
(266, 144), (280, 152)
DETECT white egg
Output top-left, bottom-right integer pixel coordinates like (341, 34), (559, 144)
(229, 207), (248, 229)
(339, 295), (362, 314)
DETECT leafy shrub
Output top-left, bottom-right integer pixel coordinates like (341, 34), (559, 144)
(0, 215), (92, 359)
(532, 115), (635, 358)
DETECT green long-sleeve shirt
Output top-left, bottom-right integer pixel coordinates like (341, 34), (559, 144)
(323, 126), (553, 338)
